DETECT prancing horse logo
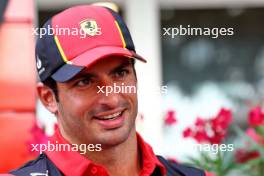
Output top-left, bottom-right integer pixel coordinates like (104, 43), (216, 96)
(80, 19), (100, 36)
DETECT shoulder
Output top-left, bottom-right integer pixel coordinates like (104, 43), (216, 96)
(8, 154), (48, 176)
(6, 153), (62, 176)
(156, 155), (208, 176)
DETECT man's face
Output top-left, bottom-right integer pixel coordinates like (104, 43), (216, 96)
(55, 56), (138, 148)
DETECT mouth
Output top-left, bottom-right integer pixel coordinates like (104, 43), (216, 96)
(93, 108), (126, 129)
(94, 111), (123, 120)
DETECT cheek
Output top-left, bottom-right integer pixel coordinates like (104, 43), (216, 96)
(125, 80), (138, 112)
(59, 92), (95, 122)
(131, 92), (138, 106)
(125, 91), (138, 114)
(133, 95), (138, 115)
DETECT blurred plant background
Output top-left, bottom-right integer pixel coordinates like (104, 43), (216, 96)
(162, 107), (264, 176)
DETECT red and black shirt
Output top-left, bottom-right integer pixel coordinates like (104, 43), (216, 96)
(8, 129), (209, 176)
(45, 129), (167, 176)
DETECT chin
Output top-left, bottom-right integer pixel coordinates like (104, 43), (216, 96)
(97, 126), (134, 148)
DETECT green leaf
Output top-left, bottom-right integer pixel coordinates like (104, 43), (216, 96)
(255, 126), (264, 136)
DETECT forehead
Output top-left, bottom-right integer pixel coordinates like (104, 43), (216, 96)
(73, 56), (133, 77)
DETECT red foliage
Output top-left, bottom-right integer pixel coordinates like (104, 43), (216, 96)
(183, 108), (232, 144)
(248, 106), (264, 126)
(235, 149), (260, 163)
(164, 110), (177, 126)
(246, 128), (264, 147)
(205, 171), (215, 176)
(183, 127), (192, 138)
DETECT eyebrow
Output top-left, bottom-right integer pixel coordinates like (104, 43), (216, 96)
(109, 61), (132, 75)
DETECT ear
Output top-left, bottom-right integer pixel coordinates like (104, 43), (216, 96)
(37, 82), (58, 114)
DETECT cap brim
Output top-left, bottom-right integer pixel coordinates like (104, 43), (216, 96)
(51, 46), (146, 82)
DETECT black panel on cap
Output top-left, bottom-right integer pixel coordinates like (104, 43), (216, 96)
(35, 19), (65, 82)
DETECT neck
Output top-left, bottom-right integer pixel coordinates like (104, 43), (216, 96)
(86, 130), (141, 176)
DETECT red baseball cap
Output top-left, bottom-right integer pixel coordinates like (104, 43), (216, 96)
(35, 5), (146, 82)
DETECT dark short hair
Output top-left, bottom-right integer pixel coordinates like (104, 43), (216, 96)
(42, 77), (59, 101)
(42, 59), (136, 102)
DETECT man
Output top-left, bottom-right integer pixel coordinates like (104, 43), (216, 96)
(6, 4), (210, 176)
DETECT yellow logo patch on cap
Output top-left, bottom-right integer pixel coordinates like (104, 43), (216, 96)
(80, 19), (100, 36)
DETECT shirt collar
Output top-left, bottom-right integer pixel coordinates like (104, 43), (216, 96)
(137, 133), (167, 176)
(45, 128), (166, 176)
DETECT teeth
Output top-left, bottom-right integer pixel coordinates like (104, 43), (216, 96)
(101, 111), (122, 120)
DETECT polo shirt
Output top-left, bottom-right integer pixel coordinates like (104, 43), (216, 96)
(45, 128), (167, 176)
(7, 129), (209, 176)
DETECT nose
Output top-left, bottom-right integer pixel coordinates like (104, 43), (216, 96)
(96, 79), (122, 109)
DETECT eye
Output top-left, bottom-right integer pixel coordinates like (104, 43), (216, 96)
(114, 69), (129, 78)
(75, 77), (92, 87)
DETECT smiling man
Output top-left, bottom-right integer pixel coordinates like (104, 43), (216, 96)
(7, 4), (209, 176)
